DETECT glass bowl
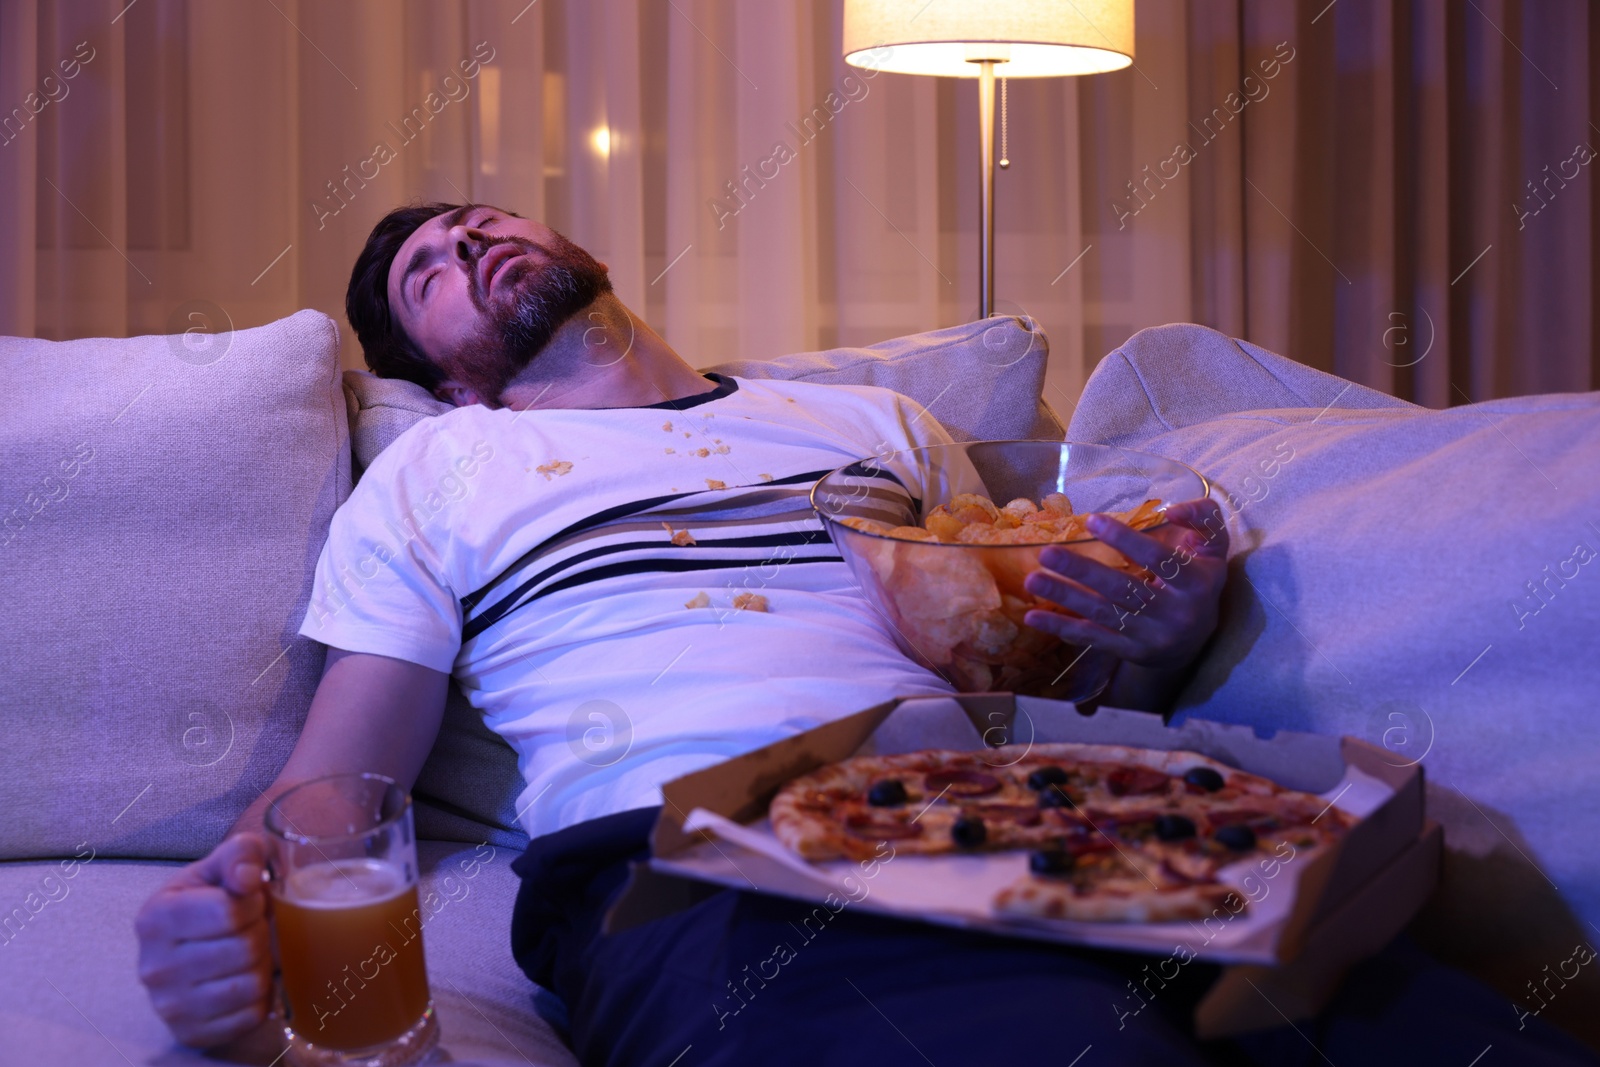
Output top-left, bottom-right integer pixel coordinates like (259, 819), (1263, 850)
(811, 441), (1210, 702)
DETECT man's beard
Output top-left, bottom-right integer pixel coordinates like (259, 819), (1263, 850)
(444, 229), (613, 404)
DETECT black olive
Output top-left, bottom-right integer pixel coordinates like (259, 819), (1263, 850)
(1183, 766), (1225, 792)
(1029, 849), (1074, 876)
(951, 816), (987, 848)
(1026, 766), (1070, 790)
(1154, 814), (1197, 841)
(1037, 785), (1076, 809)
(1214, 824), (1257, 851)
(867, 779), (908, 807)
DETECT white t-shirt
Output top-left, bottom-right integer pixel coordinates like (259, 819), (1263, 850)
(298, 373), (958, 839)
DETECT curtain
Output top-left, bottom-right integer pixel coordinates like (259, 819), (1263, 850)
(2, 0), (1596, 413)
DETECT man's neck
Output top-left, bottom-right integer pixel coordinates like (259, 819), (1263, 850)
(497, 295), (710, 411)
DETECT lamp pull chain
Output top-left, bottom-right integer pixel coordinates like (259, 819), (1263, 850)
(998, 77), (1010, 169)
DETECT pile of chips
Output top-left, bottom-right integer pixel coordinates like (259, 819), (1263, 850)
(840, 493), (1163, 545)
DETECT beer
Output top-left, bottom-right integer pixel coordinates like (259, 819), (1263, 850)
(272, 858), (431, 1052)
(267, 773), (437, 1065)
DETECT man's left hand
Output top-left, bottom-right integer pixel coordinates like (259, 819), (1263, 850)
(1021, 498), (1229, 671)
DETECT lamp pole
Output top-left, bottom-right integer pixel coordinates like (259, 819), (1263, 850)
(844, 0), (1137, 323)
(976, 58), (996, 319)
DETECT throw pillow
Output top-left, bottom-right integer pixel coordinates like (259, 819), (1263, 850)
(0, 310), (347, 861)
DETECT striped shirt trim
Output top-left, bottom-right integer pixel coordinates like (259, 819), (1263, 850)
(458, 462), (915, 643)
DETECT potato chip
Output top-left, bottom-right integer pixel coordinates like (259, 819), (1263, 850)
(732, 592), (769, 612)
(859, 494), (1160, 548)
(839, 516), (893, 536)
(1001, 497), (1037, 521)
(948, 493), (1001, 525)
(888, 525), (936, 541)
(1041, 492), (1073, 516)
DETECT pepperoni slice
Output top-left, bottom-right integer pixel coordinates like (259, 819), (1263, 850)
(1206, 807), (1270, 827)
(924, 768), (1003, 798)
(844, 813), (925, 840)
(1105, 765), (1171, 797)
(1062, 833), (1115, 857)
(1052, 823), (1114, 855)
(967, 803), (1042, 827)
(1040, 806), (1090, 830)
(1158, 860), (1202, 886)
(1095, 806), (1173, 826)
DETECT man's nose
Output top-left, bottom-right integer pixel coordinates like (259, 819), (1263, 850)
(446, 222), (488, 268)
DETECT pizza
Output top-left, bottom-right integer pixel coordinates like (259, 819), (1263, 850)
(767, 743), (1354, 924)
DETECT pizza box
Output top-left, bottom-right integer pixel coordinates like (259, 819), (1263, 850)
(605, 694), (1441, 1036)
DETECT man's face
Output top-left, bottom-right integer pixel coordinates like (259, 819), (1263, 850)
(385, 205), (611, 405)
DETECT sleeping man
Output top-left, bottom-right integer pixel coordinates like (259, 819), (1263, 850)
(134, 204), (1593, 1066)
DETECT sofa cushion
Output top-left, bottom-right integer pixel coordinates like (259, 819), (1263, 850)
(0, 310), (347, 862)
(0, 842), (578, 1066)
(365, 317), (1068, 846)
(1067, 322), (1600, 1045)
(342, 315), (1064, 474)
(411, 685), (530, 850)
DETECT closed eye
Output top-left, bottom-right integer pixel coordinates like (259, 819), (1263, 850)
(414, 211), (497, 305)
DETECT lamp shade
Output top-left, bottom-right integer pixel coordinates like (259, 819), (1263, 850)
(843, 0), (1134, 78)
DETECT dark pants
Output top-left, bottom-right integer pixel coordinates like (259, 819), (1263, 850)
(511, 807), (1596, 1067)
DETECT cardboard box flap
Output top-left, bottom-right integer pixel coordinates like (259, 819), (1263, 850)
(653, 698), (899, 858)
(1195, 822), (1443, 1038)
(1240, 738), (1425, 959)
(1289, 739), (1426, 935)
(1017, 697), (1347, 793)
(865, 695), (999, 755)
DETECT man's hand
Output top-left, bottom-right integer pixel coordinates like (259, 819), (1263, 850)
(1021, 498), (1229, 670)
(132, 648), (450, 1048)
(135, 833), (274, 1048)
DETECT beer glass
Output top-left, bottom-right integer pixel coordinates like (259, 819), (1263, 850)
(265, 773), (439, 1066)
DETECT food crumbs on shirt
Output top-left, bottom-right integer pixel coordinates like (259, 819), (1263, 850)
(706, 478), (726, 490)
(535, 460), (573, 480)
(785, 398), (796, 403)
(684, 591), (711, 609)
(662, 521), (697, 546)
(759, 473), (773, 482)
(695, 447), (710, 457)
(662, 421), (673, 432)
(683, 431), (691, 438)
(732, 592), (769, 612)
(665, 447), (675, 453)
(714, 444), (730, 454)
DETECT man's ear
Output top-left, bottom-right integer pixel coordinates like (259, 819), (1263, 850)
(433, 379), (486, 407)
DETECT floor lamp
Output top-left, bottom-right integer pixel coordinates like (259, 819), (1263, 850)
(843, 1), (1135, 319)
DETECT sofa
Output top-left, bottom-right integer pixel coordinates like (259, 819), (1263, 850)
(1, 310), (1594, 1064)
